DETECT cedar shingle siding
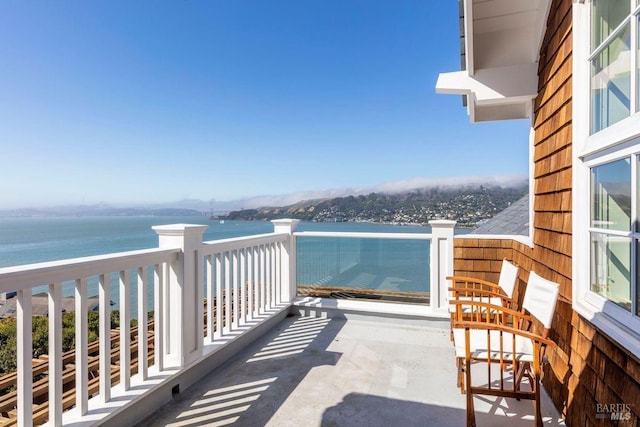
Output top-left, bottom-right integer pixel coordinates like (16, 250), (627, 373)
(453, 0), (640, 425)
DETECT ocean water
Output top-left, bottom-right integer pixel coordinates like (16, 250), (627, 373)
(0, 216), (273, 268)
(0, 217), (438, 316)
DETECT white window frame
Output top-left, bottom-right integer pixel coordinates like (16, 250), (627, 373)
(573, 0), (640, 357)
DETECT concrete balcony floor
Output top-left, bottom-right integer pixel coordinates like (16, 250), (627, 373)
(141, 312), (565, 427)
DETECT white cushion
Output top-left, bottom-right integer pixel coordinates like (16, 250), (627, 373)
(497, 259), (519, 298)
(523, 271), (559, 329)
(452, 328), (534, 363)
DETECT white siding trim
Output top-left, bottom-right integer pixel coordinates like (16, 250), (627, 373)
(572, 0), (640, 358)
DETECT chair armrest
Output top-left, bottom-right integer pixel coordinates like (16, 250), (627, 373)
(452, 321), (556, 348)
(449, 299), (532, 326)
(448, 287), (513, 302)
(447, 276), (505, 294)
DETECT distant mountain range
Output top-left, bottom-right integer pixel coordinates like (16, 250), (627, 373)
(226, 183), (528, 227)
(0, 175), (528, 223)
(0, 206), (206, 218)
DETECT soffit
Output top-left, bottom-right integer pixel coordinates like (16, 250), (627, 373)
(471, 0), (549, 70)
(436, 0), (551, 123)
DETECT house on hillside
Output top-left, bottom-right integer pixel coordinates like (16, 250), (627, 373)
(437, 0), (640, 425)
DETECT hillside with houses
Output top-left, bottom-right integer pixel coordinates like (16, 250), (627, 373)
(226, 184), (528, 227)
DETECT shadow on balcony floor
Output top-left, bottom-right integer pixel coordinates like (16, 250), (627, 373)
(140, 314), (564, 427)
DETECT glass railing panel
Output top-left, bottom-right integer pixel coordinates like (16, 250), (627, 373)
(296, 235), (430, 304)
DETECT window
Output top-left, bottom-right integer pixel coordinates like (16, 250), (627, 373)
(573, 1), (640, 356)
(590, 0), (638, 133)
(589, 158), (632, 312)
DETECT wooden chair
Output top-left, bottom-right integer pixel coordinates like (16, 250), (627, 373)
(448, 259), (519, 314)
(447, 259), (519, 346)
(451, 271), (559, 427)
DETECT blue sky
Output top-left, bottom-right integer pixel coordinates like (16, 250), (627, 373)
(0, 1), (530, 209)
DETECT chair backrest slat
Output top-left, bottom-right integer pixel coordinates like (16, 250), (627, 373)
(497, 259), (519, 298)
(522, 271), (559, 329)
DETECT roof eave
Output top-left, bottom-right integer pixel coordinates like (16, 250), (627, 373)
(436, 0), (552, 123)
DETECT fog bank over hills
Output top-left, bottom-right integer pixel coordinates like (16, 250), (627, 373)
(1, 174), (528, 216)
(210, 174), (528, 212)
(227, 179), (528, 226)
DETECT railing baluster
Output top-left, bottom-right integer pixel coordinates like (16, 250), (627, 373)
(119, 269), (131, 390)
(267, 244), (272, 306)
(17, 289), (32, 427)
(232, 250), (239, 329)
(194, 249), (204, 357)
(137, 267), (148, 380)
(266, 244), (272, 310)
(205, 255), (214, 342)
(253, 246), (259, 315)
(262, 245), (267, 311)
(260, 245), (266, 314)
(48, 282), (63, 426)
(240, 248), (246, 325)
(275, 242), (282, 305)
(264, 245), (270, 311)
(224, 251), (231, 333)
(75, 277), (89, 415)
(267, 243), (276, 309)
(163, 261), (171, 365)
(99, 273), (111, 402)
(247, 247), (254, 321)
(215, 253), (223, 338)
(267, 244), (272, 310)
(258, 245), (263, 315)
(272, 243), (277, 306)
(154, 264), (164, 371)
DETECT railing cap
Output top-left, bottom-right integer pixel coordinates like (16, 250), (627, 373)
(428, 220), (457, 229)
(271, 219), (301, 234)
(152, 224), (208, 236)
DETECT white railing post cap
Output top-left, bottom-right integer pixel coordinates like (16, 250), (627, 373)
(153, 224), (207, 251)
(271, 219), (301, 234)
(428, 220), (457, 229)
(152, 223), (208, 236)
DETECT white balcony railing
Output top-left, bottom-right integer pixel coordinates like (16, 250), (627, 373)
(0, 219), (454, 426)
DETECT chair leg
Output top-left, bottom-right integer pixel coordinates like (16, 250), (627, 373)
(457, 357), (466, 394)
(514, 361), (526, 391)
(465, 358), (476, 427)
(450, 313), (455, 341)
(515, 361), (535, 393)
(534, 373), (542, 427)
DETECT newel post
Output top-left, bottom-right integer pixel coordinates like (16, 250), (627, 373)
(153, 224), (207, 368)
(428, 220), (456, 314)
(271, 219), (300, 304)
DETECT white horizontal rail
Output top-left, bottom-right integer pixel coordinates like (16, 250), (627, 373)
(294, 231), (432, 240)
(202, 232), (288, 254)
(0, 248), (180, 292)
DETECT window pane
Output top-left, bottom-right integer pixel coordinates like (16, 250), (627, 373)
(591, 158), (631, 231)
(591, 24), (631, 133)
(591, 232), (631, 311)
(637, 240), (640, 316)
(592, 0), (630, 49)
